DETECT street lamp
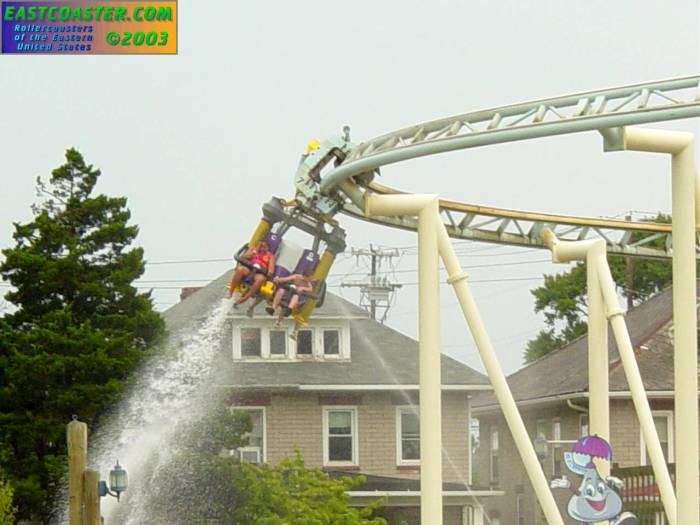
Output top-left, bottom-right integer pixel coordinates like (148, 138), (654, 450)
(98, 461), (128, 501)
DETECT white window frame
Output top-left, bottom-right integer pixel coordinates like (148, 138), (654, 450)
(295, 328), (315, 358)
(552, 419), (562, 477)
(268, 327), (289, 359)
(640, 410), (674, 465)
(322, 406), (358, 467)
(320, 328), (343, 358)
(233, 320), (351, 361)
(236, 326), (263, 359)
(231, 406), (267, 463)
(396, 406), (420, 466)
(489, 426), (499, 483)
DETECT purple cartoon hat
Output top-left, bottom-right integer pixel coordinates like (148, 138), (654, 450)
(572, 435), (612, 462)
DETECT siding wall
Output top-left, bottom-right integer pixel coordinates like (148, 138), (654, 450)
(474, 398), (697, 525)
(248, 390), (472, 483)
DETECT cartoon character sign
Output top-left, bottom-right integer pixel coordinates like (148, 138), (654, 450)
(550, 435), (637, 525)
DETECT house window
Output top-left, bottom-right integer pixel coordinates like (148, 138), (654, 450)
(232, 407), (265, 463)
(323, 329), (340, 355)
(536, 419), (547, 440)
(552, 419), (562, 477)
(516, 494), (525, 525)
(490, 427), (499, 483)
(641, 410), (674, 465)
(324, 407), (357, 465)
(240, 328), (261, 357)
(462, 505), (475, 525)
(269, 330), (287, 356)
(397, 407), (420, 464)
(580, 414), (589, 437)
(296, 329), (313, 355)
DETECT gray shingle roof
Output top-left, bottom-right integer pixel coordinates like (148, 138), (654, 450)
(326, 471), (491, 492)
(473, 283), (696, 408)
(162, 270), (489, 388)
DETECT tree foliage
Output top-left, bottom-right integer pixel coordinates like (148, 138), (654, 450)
(233, 453), (386, 525)
(0, 475), (16, 525)
(0, 149), (164, 521)
(524, 215), (676, 364)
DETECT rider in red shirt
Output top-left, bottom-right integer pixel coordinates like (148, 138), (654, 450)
(226, 239), (276, 305)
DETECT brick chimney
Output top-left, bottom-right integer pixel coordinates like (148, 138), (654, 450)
(180, 287), (203, 301)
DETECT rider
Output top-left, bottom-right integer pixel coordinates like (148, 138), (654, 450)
(226, 239), (276, 306)
(268, 267), (316, 326)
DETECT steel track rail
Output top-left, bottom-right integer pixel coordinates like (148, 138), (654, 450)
(320, 76), (700, 258)
(321, 76), (699, 192)
(341, 182), (680, 258)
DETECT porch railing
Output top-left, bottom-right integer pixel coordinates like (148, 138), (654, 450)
(611, 463), (680, 525)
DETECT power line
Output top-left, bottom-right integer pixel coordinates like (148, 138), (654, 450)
(329, 276), (544, 288)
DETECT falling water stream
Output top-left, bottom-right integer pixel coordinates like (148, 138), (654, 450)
(51, 285), (494, 524)
(53, 298), (231, 524)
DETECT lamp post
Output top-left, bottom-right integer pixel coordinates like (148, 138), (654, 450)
(99, 461), (129, 502)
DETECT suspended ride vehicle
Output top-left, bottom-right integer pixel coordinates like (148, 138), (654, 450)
(229, 135), (359, 326)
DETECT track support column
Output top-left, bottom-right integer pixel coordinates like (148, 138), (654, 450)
(586, 240), (610, 483)
(366, 193), (443, 525)
(620, 128), (698, 525)
(438, 225), (565, 525)
(545, 230), (677, 524)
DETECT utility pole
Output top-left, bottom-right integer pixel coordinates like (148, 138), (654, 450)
(341, 245), (402, 322)
(370, 251), (377, 319)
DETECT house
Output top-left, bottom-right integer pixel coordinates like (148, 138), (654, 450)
(168, 271), (502, 525)
(471, 285), (700, 525)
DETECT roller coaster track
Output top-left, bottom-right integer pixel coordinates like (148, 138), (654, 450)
(322, 76), (700, 259)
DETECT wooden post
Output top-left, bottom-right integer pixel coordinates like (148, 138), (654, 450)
(67, 419), (87, 525)
(83, 469), (101, 525)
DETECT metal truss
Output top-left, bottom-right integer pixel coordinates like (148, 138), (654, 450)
(317, 76), (700, 258)
(321, 76), (699, 191)
(343, 182), (678, 258)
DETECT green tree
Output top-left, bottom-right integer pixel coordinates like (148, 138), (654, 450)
(233, 453), (387, 525)
(0, 475), (16, 525)
(524, 215), (675, 364)
(0, 149), (164, 521)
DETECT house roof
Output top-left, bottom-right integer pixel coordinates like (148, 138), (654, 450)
(326, 471), (492, 493)
(473, 283), (698, 409)
(162, 270), (490, 389)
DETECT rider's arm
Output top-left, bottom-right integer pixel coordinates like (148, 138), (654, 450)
(275, 274), (298, 284)
(267, 255), (276, 277)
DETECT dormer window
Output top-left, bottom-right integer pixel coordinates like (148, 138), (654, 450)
(323, 330), (340, 356)
(269, 330), (287, 357)
(240, 328), (262, 357)
(232, 321), (350, 361)
(296, 329), (314, 356)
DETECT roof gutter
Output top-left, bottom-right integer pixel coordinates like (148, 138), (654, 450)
(214, 384), (492, 391)
(567, 399), (588, 413)
(473, 390), (684, 413)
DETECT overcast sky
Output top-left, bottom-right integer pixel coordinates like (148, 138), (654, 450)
(1, 0), (698, 373)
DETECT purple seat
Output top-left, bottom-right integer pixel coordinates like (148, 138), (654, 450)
(274, 267), (291, 279)
(262, 232), (282, 254)
(293, 249), (319, 275)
